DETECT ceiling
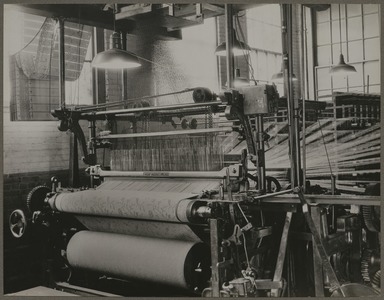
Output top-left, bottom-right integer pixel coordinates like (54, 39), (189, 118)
(9, 3), (263, 41)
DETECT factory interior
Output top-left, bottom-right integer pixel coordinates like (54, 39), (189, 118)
(2, 2), (381, 297)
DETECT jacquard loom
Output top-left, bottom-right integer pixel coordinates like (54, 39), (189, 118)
(9, 84), (381, 297)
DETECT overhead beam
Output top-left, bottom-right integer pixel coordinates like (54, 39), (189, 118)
(7, 4), (135, 32)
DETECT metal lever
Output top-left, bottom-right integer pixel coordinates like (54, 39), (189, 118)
(294, 187), (344, 296)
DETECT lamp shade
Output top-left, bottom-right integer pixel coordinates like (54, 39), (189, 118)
(330, 53), (356, 75)
(271, 70), (298, 83)
(92, 48), (141, 69)
(92, 31), (141, 69)
(215, 33), (251, 56)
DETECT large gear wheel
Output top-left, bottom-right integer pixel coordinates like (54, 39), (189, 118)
(362, 183), (380, 232)
(26, 185), (51, 213)
(362, 206), (380, 232)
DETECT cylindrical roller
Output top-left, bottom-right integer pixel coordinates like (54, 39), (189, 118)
(193, 87), (214, 103)
(49, 190), (204, 223)
(75, 216), (206, 242)
(66, 231), (211, 291)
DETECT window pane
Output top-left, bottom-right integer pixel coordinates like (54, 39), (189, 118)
(331, 20), (346, 43)
(317, 9), (330, 23)
(317, 45), (332, 65)
(332, 72), (348, 89)
(363, 13), (379, 38)
(366, 85), (380, 93)
(347, 4), (362, 17)
(363, 4), (379, 14)
(317, 67), (331, 90)
(364, 61), (380, 85)
(347, 17), (362, 40)
(317, 22), (331, 45)
(364, 38), (380, 60)
(347, 63), (363, 87)
(347, 40), (363, 62)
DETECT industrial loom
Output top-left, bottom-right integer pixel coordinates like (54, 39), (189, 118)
(9, 86), (381, 297)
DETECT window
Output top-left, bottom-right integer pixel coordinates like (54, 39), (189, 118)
(246, 4), (284, 95)
(314, 4), (380, 100)
(6, 10), (93, 120)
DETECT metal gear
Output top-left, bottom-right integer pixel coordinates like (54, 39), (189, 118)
(362, 183), (380, 232)
(361, 249), (372, 284)
(371, 270), (381, 289)
(26, 185), (51, 213)
(362, 206), (380, 232)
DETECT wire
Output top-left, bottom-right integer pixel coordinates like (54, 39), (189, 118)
(234, 15), (257, 82)
(317, 119), (334, 176)
(74, 87), (196, 111)
(242, 234), (251, 269)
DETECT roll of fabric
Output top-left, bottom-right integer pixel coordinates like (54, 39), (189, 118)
(66, 231), (210, 291)
(49, 189), (201, 223)
(75, 216), (205, 242)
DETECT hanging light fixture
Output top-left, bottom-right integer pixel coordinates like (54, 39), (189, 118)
(330, 4), (356, 75)
(215, 29), (251, 56)
(271, 62), (298, 83)
(92, 5), (141, 69)
(225, 69), (250, 88)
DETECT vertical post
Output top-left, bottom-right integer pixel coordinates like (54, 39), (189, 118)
(255, 115), (266, 193)
(209, 218), (220, 297)
(271, 211), (293, 297)
(310, 206), (325, 296)
(69, 134), (79, 188)
(225, 4), (234, 88)
(58, 18), (66, 108)
(300, 5), (307, 192)
(88, 119), (97, 187)
(121, 31), (129, 102)
(281, 4), (301, 188)
(93, 27), (106, 105)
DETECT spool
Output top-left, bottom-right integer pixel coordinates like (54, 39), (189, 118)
(193, 87), (214, 103)
(66, 231), (211, 291)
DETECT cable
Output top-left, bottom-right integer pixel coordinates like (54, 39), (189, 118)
(234, 15), (257, 82)
(317, 119), (334, 176)
(242, 234), (251, 269)
(74, 87), (196, 111)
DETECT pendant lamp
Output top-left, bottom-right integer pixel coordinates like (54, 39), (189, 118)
(330, 4), (356, 75)
(92, 5), (141, 70)
(215, 29), (251, 56)
(271, 63), (298, 83)
(92, 32), (141, 69)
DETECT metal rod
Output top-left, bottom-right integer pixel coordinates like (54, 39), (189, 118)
(76, 88), (198, 111)
(98, 169), (228, 179)
(58, 18), (66, 108)
(252, 188), (294, 201)
(300, 5), (307, 192)
(98, 127), (232, 139)
(296, 189), (343, 293)
(255, 115), (266, 193)
(82, 101), (224, 116)
(260, 194), (380, 206)
(225, 4), (234, 88)
(121, 31), (129, 102)
(271, 211), (293, 297)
